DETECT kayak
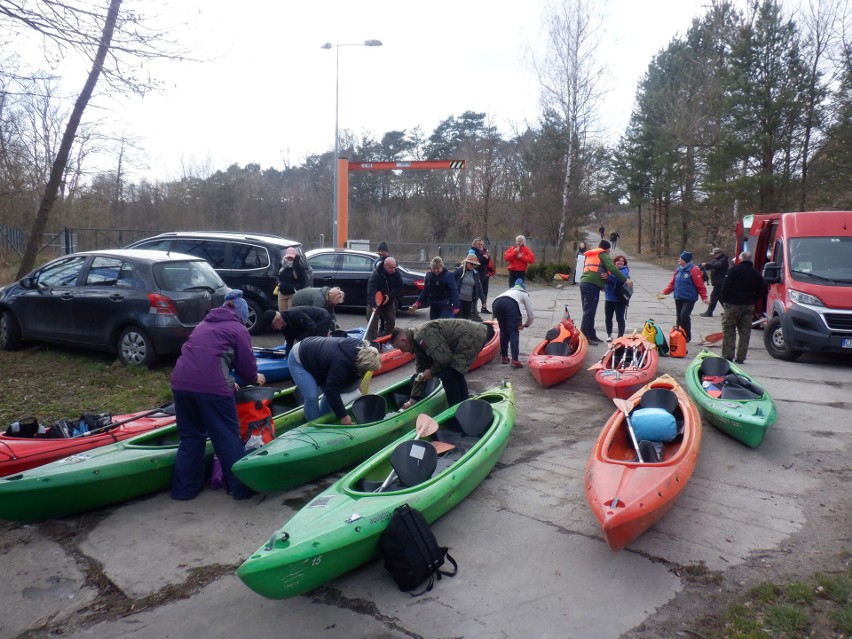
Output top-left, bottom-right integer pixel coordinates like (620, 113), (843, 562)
(232, 376), (448, 493)
(584, 374), (702, 551)
(590, 334), (659, 399)
(684, 350), (777, 448)
(528, 308), (587, 387)
(0, 405), (177, 478)
(347, 327), (414, 375)
(0, 387), (306, 522)
(470, 320), (500, 371)
(233, 345), (290, 385)
(237, 382), (515, 599)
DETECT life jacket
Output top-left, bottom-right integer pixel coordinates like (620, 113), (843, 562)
(234, 387), (275, 448)
(582, 248), (609, 280)
(669, 326), (688, 358)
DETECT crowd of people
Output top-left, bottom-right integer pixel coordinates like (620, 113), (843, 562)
(169, 229), (759, 502)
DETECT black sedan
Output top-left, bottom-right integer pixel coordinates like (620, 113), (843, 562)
(0, 249), (229, 366)
(305, 248), (425, 310)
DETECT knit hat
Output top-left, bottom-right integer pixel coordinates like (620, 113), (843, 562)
(513, 278), (526, 291)
(377, 241), (389, 252)
(679, 251), (693, 262)
(710, 247), (722, 255)
(224, 289), (249, 324)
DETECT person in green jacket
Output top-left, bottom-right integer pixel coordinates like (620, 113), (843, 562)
(580, 239), (629, 345)
(391, 319), (491, 407)
(292, 286), (344, 331)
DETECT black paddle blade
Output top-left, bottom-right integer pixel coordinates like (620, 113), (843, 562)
(350, 394), (387, 424)
(544, 327), (560, 341)
(390, 440), (438, 487)
(640, 389), (679, 414)
(544, 341), (571, 356)
(454, 398), (494, 437)
(700, 356), (731, 377)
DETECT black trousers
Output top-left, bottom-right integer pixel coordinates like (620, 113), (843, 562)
(675, 299), (697, 342)
(438, 367), (469, 407)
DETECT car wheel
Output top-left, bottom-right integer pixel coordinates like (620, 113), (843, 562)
(763, 315), (802, 361)
(1, 310), (23, 351)
(245, 298), (264, 335)
(117, 326), (159, 367)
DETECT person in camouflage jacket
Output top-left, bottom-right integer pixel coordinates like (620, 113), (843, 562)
(391, 319), (490, 407)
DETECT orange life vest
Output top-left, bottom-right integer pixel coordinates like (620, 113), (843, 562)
(583, 248), (609, 280)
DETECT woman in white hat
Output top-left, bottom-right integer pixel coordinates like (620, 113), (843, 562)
(453, 253), (485, 320)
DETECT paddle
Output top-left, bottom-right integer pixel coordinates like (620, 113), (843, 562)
(588, 342), (617, 371)
(79, 402), (175, 438)
(359, 370), (373, 395)
(366, 291), (386, 336)
(613, 398), (644, 463)
(375, 413), (440, 492)
(698, 331), (723, 346)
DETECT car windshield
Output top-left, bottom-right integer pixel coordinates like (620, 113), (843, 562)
(788, 237), (852, 284)
(156, 261), (224, 292)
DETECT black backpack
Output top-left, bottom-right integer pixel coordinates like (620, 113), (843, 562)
(379, 504), (457, 596)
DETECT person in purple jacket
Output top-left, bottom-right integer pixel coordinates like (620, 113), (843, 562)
(170, 290), (266, 501)
(288, 336), (381, 424)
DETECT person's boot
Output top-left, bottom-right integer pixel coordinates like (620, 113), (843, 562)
(699, 311), (713, 317)
(511, 360), (523, 369)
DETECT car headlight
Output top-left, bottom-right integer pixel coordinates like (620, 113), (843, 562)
(789, 289), (825, 307)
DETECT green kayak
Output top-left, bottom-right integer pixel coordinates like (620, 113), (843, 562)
(0, 387), (306, 522)
(232, 376), (448, 493)
(237, 382), (515, 599)
(684, 350), (777, 448)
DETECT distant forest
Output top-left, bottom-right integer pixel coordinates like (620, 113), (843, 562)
(1, 0), (850, 268)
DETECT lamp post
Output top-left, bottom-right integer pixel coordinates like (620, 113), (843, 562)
(321, 39), (382, 249)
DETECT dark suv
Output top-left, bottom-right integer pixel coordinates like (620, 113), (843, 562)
(126, 231), (311, 333)
(0, 249), (228, 366)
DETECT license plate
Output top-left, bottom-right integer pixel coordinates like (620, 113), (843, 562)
(842, 338), (852, 349)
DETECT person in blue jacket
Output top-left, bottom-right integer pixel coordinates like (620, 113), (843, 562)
(170, 290), (266, 501)
(604, 255), (630, 341)
(288, 336), (382, 423)
(659, 250), (708, 342)
(409, 256), (459, 319)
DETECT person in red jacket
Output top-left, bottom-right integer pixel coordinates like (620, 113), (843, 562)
(504, 235), (536, 287)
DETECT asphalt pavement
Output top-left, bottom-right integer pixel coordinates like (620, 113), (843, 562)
(2, 251), (850, 639)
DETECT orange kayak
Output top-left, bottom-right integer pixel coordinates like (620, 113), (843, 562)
(0, 405), (176, 478)
(584, 374), (702, 551)
(590, 335), (659, 399)
(347, 328), (414, 376)
(527, 313), (587, 387)
(469, 321), (500, 371)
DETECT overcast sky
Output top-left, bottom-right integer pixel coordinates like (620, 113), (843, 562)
(98, 0), (719, 180)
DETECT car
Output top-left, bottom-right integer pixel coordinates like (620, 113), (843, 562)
(305, 248), (426, 310)
(0, 249), (229, 367)
(125, 231), (311, 333)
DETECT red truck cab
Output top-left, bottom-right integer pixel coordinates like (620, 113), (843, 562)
(736, 211), (852, 361)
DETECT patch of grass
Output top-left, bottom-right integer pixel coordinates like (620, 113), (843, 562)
(1, 346), (173, 426)
(783, 581), (814, 604)
(748, 582), (782, 605)
(765, 603), (810, 635)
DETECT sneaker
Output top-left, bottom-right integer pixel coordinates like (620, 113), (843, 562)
(502, 356), (510, 364)
(699, 312), (713, 317)
(481, 306), (491, 314)
(735, 358), (745, 364)
(606, 335), (613, 342)
(510, 360), (523, 369)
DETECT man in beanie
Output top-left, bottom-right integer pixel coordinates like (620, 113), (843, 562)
(659, 251), (708, 342)
(170, 289), (265, 501)
(720, 250), (765, 363)
(699, 247), (729, 317)
(374, 241), (389, 269)
(580, 239), (629, 345)
(261, 306), (333, 352)
(491, 279), (535, 368)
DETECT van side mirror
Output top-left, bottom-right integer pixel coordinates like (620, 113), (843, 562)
(762, 262), (781, 284)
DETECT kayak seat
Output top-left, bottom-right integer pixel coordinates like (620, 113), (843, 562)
(720, 374), (764, 400)
(390, 440), (438, 487)
(545, 341), (571, 357)
(544, 327), (560, 341)
(350, 394), (387, 424)
(455, 399), (493, 437)
(700, 356), (731, 377)
(640, 389), (679, 414)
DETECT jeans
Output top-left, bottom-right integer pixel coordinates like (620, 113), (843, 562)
(288, 344), (330, 421)
(493, 296), (521, 360)
(430, 304), (454, 320)
(604, 300), (627, 337)
(580, 283), (602, 340)
(171, 390), (252, 500)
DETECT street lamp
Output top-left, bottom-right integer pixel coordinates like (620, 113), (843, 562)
(321, 39), (383, 248)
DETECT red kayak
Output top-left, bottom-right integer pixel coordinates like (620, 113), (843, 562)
(0, 406), (177, 478)
(527, 309), (588, 387)
(347, 328), (414, 376)
(469, 321), (500, 371)
(584, 374), (702, 551)
(589, 334), (659, 399)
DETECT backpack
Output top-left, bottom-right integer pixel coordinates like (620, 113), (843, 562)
(379, 504), (458, 596)
(234, 387), (275, 451)
(641, 319), (669, 357)
(669, 325), (688, 358)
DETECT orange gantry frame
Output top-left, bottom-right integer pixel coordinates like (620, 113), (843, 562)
(335, 159), (466, 248)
